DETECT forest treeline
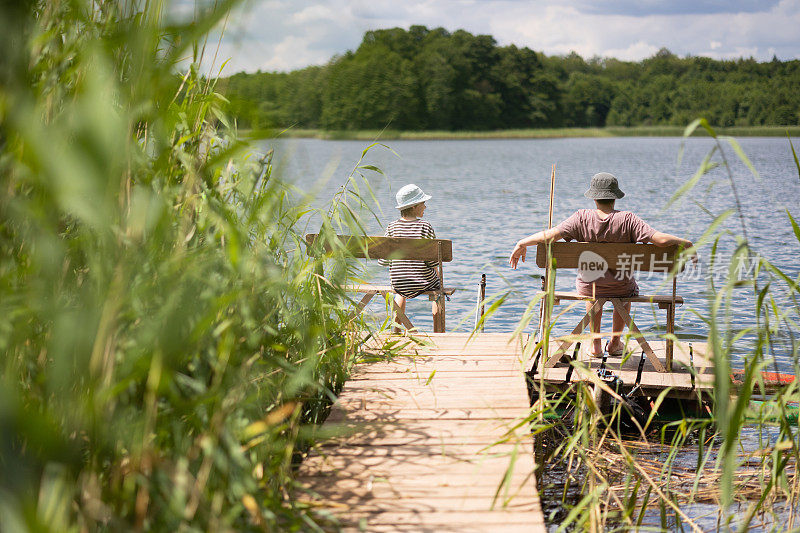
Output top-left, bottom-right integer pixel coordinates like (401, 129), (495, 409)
(219, 26), (800, 131)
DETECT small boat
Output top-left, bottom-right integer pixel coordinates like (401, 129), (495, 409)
(730, 369), (796, 388)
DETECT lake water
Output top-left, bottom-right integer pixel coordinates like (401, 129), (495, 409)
(262, 136), (800, 369)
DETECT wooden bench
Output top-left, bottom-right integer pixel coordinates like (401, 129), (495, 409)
(304, 234), (456, 332)
(535, 242), (685, 372)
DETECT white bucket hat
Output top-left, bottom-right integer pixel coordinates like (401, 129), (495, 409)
(395, 183), (432, 210)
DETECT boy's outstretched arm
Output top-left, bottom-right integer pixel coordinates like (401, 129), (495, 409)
(509, 227), (563, 269)
(649, 231), (691, 248)
(650, 231), (698, 262)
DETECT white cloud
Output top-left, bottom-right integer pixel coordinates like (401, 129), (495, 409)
(259, 35), (330, 71)
(200, 0), (800, 74)
(731, 46), (761, 58)
(291, 5), (336, 23)
(574, 0), (779, 16)
(492, 0), (800, 61)
(605, 41), (662, 61)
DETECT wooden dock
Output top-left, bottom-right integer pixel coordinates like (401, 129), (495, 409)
(296, 331), (718, 531)
(297, 333), (545, 532)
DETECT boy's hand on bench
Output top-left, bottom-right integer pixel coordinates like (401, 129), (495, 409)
(509, 228), (561, 269)
(509, 243), (526, 269)
(687, 243), (699, 264)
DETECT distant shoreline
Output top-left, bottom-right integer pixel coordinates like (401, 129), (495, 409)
(246, 126), (800, 141)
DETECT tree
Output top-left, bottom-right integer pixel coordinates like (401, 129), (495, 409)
(218, 27), (800, 131)
(321, 46), (419, 129)
(562, 72), (614, 127)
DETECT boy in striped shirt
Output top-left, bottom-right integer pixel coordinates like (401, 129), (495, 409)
(381, 184), (442, 330)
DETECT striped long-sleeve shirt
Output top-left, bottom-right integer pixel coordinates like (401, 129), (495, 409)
(380, 218), (441, 298)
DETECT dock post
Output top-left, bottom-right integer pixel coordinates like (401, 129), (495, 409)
(479, 273), (486, 332)
(432, 241), (445, 332)
(666, 277), (677, 371)
(432, 294), (445, 332)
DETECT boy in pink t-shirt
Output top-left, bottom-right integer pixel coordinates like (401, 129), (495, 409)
(509, 172), (694, 357)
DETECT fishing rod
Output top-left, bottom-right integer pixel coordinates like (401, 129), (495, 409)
(536, 164), (556, 369)
(474, 273), (486, 332)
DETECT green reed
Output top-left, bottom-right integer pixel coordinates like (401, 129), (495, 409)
(506, 122), (800, 530)
(0, 1), (382, 530)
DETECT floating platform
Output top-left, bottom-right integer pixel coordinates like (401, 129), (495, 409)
(533, 339), (714, 400)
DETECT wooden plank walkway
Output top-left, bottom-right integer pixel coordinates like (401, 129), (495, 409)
(297, 333), (545, 532)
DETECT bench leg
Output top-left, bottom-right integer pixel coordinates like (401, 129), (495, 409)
(348, 291), (377, 322)
(666, 304), (674, 372)
(430, 293), (445, 333)
(609, 299), (666, 373)
(383, 291), (415, 331)
(544, 299), (606, 368)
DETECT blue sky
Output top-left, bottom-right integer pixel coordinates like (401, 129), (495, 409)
(199, 0), (800, 74)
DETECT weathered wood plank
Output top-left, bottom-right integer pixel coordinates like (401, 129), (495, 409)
(342, 522), (536, 533)
(301, 453), (533, 473)
(346, 283), (457, 296)
(305, 234), (454, 261)
(353, 362), (526, 372)
(400, 338), (523, 347)
(333, 399), (531, 413)
(337, 511), (544, 528)
(358, 354), (524, 362)
(528, 340), (711, 371)
(374, 332), (524, 343)
(327, 407), (532, 422)
(355, 357), (524, 364)
(299, 495), (542, 513)
(333, 388), (530, 402)
(316, 418), (530, 434)
(539, 290), (685, 305)
(539, 366), (714, 391)
(340, 379), (527, 392)
(381, 351), (523, 357)
(349, 371), (527, 381)
(300, 470), (534, 484)
(314, 420), (531, 446)
(304, 442), (531, 456)
(335, 384), (528, 396)
(535, 241), (682, 272)
(367, 352), (525, 359)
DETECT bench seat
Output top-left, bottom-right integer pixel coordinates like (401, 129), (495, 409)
(348, 284), (456, 296)
(536, 290), (683, 307)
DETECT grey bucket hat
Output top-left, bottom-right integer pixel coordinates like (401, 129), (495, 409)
(395, 183), (432, 210)
(584, 172), (625, 200)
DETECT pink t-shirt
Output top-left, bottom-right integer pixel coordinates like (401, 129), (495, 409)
(556, 209), (656, 297)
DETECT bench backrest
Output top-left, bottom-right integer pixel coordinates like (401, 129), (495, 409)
(535, 242), (683, 275)
(305, 234), (453, 262)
